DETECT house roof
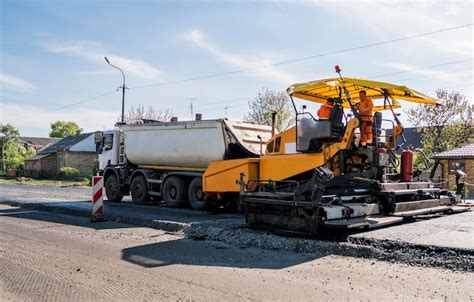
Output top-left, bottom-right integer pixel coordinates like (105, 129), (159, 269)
(36, 133), (94, 156)
(20, 137), (60, 147)
(24, 153), (54, 161)
(432, 143), (474, 160)
(386, 127), (423, 154)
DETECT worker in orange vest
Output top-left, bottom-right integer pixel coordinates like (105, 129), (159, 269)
(357, 90), (374, 147)
(317, 98), (334, 120)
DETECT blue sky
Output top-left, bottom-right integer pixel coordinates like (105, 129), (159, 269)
(1, 0), (473, 137)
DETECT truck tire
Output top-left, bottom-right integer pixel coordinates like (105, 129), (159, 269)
(105, 175), (123, 202)
(188, 177), (209, 210)
(163, 176), (187, 207)
(131, 175), (150, 203)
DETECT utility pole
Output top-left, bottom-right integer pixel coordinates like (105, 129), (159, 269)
(1, 134), (10, 174)
(224, 106), (229, 118)
(186, 98), (196, 120)
(104, 57), (128, 123)
(1, 138), (5, 174)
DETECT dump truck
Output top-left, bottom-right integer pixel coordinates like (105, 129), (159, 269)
(96, 118), (273, 209)
(96, 67), (468, 234)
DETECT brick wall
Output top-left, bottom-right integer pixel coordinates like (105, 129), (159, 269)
(24, 154), (59, 178)
(439, 158), (473, 189)
(466, 159), (474, 189)
(24, 152), (96, 178)
(58, 151), (96, 177)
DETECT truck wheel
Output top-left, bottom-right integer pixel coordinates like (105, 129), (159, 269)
(163, 176), (187, 207)
(188, 177), (209, 210)
(131, 175), (150, 203)
(105, 175), (123, 202)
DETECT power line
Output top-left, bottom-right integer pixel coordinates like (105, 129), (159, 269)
(129, 23), (473, 90)
(440, 82), (474, 89)
(6, 57), (471, 124)
(168, 60), (474, 115)
(5, 23), (472, 123)
(390, 67), (469, 82)
(369, 58), (473, 79)
(4, 90), (117, 123)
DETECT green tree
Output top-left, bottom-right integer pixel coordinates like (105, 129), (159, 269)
(245, 88), (293, 131)
(49, 121), (83, 138)
(0, 124), (36, 173)
(406, 89), (473, 157)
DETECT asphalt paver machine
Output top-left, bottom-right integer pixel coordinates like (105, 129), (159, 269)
(237, 67), (468, 234)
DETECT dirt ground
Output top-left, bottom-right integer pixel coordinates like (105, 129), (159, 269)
(1, 204), (472, 301)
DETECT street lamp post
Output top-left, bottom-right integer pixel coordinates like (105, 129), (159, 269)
(104, 57), (127, 123)
(1, 135), (5, 174)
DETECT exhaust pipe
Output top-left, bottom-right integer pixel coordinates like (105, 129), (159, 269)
(271, 111), (277, 137)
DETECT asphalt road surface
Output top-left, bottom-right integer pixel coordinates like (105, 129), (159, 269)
(1, 204), (473, 301)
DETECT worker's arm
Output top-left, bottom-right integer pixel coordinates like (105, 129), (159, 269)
(317, 106), (326, 118)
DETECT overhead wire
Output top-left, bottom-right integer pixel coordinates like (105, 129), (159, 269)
(3, 90), (117, 123)
(369, 58), (473, 79)
(129, 23), (473, 90)
(5, 55), (472, 123)
(171, 58), (474, 115)
(4, 23), (473, 123)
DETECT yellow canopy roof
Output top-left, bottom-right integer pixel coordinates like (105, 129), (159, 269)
(287, 77), (441, 111)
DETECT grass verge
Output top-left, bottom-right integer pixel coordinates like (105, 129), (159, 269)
(0, 177), (90, 187)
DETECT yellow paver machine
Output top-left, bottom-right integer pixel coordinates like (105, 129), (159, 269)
(203, 66), (469, 234)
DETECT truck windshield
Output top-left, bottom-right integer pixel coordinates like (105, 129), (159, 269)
(103, 134), (114, 151)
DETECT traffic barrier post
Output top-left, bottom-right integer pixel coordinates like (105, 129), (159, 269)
(91, 176), (105, 222)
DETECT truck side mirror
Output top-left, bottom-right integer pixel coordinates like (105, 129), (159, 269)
(96, 141), (104, 154)
(94, 132), (103, 144)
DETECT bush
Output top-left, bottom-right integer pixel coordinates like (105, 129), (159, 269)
(59, 167), (80, 180)
(91, 159), (99, 176)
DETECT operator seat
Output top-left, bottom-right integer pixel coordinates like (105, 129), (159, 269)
(373, 111), (382, 142)
(304, 99), (345, 152)
(328, 101), (344, 138)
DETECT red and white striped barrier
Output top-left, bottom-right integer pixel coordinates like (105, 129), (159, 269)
(91, 176), (104, 222)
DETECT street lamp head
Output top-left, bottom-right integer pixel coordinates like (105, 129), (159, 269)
(104, 55), (126, 123)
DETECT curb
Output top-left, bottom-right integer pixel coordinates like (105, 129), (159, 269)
(1, 199), (191, 233)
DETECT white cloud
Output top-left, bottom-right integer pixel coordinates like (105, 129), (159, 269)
(308, 1), (473, 57)
(2, 102), (119, 136)
(43, 40), (163, 80)
(181, 29), (295, 84)
(0, 73), (36, 92)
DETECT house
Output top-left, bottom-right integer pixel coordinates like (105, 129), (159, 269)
(24, 133), (97, 178)
(386, 127), (423, 153)
(432, 143), (474, 189)
(20, 136), (61, 151)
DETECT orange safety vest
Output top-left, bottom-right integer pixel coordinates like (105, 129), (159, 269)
(317, 104), (332, 119)
(358, 98), (374, 122)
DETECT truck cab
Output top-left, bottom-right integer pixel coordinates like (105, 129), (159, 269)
(96, 130), (122, 171)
